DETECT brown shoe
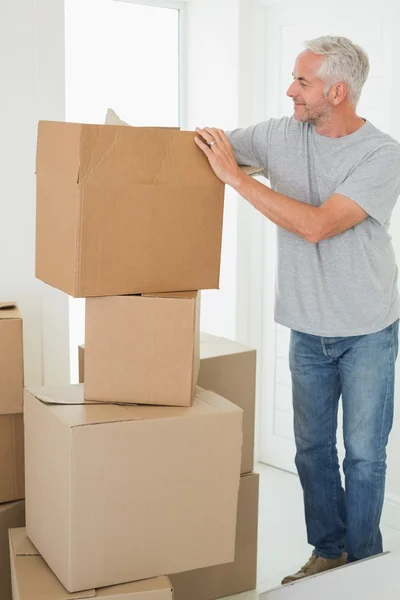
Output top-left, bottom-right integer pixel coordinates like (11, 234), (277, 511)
(281, 553), (347, 585)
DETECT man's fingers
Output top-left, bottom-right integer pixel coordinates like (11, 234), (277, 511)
(194, 136), (213, 159)
(195, 127), (216, 146)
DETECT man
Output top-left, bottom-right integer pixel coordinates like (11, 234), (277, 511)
(195, 35), (400, 584)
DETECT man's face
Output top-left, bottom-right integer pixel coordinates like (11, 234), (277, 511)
(286, 51), (332, 125)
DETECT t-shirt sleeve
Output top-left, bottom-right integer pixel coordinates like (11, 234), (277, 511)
(227, 121), (271, 179)
(335, 143), (400, 226)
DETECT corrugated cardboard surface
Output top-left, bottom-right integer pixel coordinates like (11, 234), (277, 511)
(84, 292), (200, 406)
(0, 304), (24, 414)
(35, 120), (225, 297)
(0, 414), (25, 503)
(198, 333), (256, 474)
(24, 385), (243, 592)
(9, 529), (173, 600)
(169, 472), (259, 600)
(0, 502), (25, 600)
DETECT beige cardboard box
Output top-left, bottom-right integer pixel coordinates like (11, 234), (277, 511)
(35, 120), (225, 298)
(9, 529), (173, 600)
(198, 332), (256, 475)
(0, 303), (24, 414)
(0, 414), (25, 503)
(169, 472), (259, 600)
(78, 332), (256, 472)
(24, 385), (242, 592)
(84, 292), (200, 406)
(0, 502), (25, 600)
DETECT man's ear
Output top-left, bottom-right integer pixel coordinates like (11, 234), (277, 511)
(330, 82), (348, 105)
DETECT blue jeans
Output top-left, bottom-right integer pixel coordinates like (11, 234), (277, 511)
(289, 320), (399, 563)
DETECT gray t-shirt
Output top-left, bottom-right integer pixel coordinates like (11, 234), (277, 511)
(228, 117), (400, 336)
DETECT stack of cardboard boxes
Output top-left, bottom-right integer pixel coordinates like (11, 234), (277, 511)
(8, 120), (259, 600)
(0, 303), (25, 600)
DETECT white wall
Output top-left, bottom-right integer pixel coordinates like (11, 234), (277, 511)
(0, 0), (69, 388)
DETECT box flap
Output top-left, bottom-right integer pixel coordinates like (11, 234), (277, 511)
(9, 528), (96, 600)
(142, 291), (198, 300)
(96, 576), (173, 598)
(10, 527), (39, 556)
(25, 386), (241, 428)
(0, 302), (21, 319)
(200, 331), (255, 358)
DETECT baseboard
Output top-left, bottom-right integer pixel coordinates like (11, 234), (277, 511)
(382, 494), (400, 531)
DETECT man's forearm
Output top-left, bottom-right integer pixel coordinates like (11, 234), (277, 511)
(232, 172), (323, 243)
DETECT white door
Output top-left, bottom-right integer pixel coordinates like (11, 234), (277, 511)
(259, 0), (400, 472)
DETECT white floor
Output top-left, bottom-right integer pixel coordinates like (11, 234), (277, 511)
(223, 463), (400, 599)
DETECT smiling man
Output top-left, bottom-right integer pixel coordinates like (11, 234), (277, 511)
(195, 36), (400, 584)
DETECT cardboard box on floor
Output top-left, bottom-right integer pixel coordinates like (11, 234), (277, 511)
(35, 120), (225, 298)
(0, 303), (24, 414)
(260, 551), (400, 599)
(84, 292), (200, 406)
(9, 529), (173, 600)
(78, 331), (256, 472)
(0, 501), (25, 600)
(169, 471), (259, 600)
(0, 414), (25, 503)
(24, 385), (242, 592)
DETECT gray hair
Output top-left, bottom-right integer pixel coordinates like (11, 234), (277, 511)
(303, 36), (370, 105)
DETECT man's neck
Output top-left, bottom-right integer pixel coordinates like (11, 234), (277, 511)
(315, 113), (365, 138)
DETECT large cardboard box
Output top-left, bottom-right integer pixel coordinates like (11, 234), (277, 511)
(78, 332), (256, 472)
(35, 121), (225, 298)
(0, 414), (25, 503)
(9, 529), (173, 600)
(199, 332), (256, 475)
(0, 303), (24, 414)
(169, 472), (259, 600)
(84, 292), (200, 406)
(24, 385), (242, 592)
(0, 502), (25, 600)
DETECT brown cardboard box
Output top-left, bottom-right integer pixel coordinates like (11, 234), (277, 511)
(198, 332), (256, 475)
(0, 303), (24, 414)
(9, 529), (173, 600)
(0, 414), (25, 503)
(35, 121), (225, 298)
(169, 472), (259, 600)
(78, 332), (256, 472)
(24, 385), (242, 592)
(84, 292), (200, 406)
(0, 502), (25, 600)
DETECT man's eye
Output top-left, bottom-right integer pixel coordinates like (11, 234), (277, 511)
(300, 82), (306, 87)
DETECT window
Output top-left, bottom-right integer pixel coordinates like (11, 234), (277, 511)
(65, 0), (181, 382)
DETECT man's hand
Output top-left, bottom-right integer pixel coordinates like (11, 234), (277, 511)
(194, 127), (244, 188)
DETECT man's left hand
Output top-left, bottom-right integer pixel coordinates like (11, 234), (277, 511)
(195, 127), (243, 188)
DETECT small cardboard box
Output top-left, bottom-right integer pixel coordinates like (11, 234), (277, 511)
(35, 121), (225, 297)
(24, 385), (242, 592)
(0, 502), (25, 600)
(79, 331), (256, 470)
(169, 471), (259, 600)
(84, 292), (200, 406)
(0, 303), (24, 414)
(0, 414), (25, 503)
(9, 528), (173, 600)
(198, 332), (256, 474)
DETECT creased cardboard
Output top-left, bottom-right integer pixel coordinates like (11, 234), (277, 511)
(0, 303), (24, 414)
(198, 332), (256, 474)
(0, 414), (25, 503)
(35, 120), (225, 297)
(9, 528), (173, 600)
(0, 502), (25, 600)
(169, 472), (259, 600)
(24, 385), (243, 592)
(84, 292), (200, 406)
